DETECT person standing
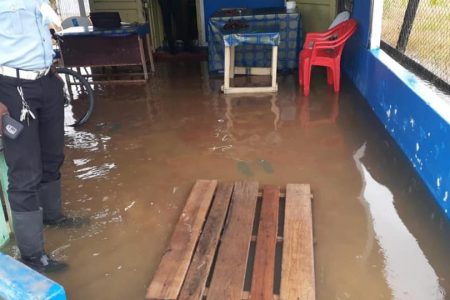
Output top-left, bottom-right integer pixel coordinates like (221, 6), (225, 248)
(158, 0), (196, 53)
(158, 0), (178, 54)
(0, 0), (82, 273)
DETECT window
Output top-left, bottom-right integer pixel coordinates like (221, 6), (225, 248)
(380, 0), (450, 91)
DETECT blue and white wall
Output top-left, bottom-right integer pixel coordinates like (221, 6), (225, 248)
(343, 0), (450, 220)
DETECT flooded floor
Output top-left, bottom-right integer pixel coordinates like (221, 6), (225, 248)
(2, 61), (450, 299)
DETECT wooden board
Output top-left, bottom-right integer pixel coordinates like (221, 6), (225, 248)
(146, 181), (315, 300)
(178, 183), (234, 299)
(207, 181), (259, 300)
(280, 184), (315, 300)
(251, 185), (280, 300)
(146, 180), (218, 300)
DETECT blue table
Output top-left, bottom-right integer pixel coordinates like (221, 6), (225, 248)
(222, 25), (280, 94)
(57, 24), (151, 38)
(208, 7), (302, 73)
(0, 253), (66, 300)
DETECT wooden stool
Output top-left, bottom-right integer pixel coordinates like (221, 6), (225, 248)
(221, 26), (280, 94)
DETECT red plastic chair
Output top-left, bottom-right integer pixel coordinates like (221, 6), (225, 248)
(298, 19), (357, 96)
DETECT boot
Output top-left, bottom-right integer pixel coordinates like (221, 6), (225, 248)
(39, 180), (89, 228)
(12, 209), (68, 273)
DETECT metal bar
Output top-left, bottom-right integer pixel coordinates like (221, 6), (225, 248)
(396, 0), (421, 53)
(78, 0), (86, 16)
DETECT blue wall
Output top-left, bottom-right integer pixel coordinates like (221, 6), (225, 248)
(204, 0), (284, 36)
(342, 2), (450, 220)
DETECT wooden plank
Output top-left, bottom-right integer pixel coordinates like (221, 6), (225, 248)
(179, 183), (234, 300)
(224, 46), (231, 89)
(242, 291), (280, 300)
(234, 67), (271, 76)
(146, 180), (218, 300)
(271, 46), (278, 89)
(251, 185), (280, 300)
(207, 181), (259, 300)
(251, 235), (283, 243)
(280, 184), (315, 300)
(207, 290), (281, 300)
(145, 34), (156, 73)
(138, 36), (149, 81)
(223, 86), (278, 94)
(230, 46), (235, 78)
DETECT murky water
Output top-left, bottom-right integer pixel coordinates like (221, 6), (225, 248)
(2, 61), (450, 299)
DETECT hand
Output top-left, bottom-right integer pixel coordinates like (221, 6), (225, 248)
(0, 102), (9, 135)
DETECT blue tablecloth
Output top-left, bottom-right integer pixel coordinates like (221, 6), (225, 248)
(57, 24), (150, 38)
(222, 25), (280, 47)
(208, 7), (302, 72)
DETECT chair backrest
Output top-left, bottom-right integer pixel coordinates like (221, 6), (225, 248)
(313, 19), (357, 58)
(61, 16), (92, 29)
(328, 11), (350, 29)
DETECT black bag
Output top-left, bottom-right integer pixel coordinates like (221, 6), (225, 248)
(90, 12), (122, 29)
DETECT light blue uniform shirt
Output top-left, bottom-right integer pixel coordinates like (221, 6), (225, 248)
(0, 0), (53, 71)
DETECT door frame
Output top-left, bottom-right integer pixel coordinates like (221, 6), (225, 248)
(195, 0), (207, 46)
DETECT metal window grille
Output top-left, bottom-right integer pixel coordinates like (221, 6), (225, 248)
(381, 0), (450, 90)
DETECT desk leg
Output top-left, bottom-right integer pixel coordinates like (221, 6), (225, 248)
(271, 46), (278, 90)
(146, 34), (156, 73)
(223, 46), (231, 91)
(230, 46), (235, 79)
(139, 36), (149, 81)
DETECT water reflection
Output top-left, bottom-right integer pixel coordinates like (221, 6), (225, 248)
(224, 93), (280, 131)
(354, 143), (445, 300)
(298, 93), (340, 133)
(65, 127), (110, 152)
(65, 127), (116, 179)
(76, 163), (116, 180)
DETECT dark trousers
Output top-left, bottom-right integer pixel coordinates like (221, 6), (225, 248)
(0, 73), (64, 212)
(159, 0), (193, 52)
(158, 0), (177, 52)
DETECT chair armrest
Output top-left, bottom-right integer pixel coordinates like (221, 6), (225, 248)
(303, 26), (342, 48)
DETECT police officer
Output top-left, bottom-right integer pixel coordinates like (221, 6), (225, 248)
(0, 0), (82, 273)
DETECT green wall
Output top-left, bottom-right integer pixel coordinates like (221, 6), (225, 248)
(297, 0), (337, 34)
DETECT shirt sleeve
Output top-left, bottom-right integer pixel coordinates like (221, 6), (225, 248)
(40, 1), (61, 26)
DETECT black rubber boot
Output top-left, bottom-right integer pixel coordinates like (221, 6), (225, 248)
(12, 209), (68, 273)
(39, 180), (89, 228)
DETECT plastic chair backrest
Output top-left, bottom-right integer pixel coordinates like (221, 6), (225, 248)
(61, 16), (92, 29)
(313, 19), (357, 58)
(328, 11), (350, 29)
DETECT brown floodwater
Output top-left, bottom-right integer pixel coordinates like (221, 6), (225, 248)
(2, 61), (450, 299)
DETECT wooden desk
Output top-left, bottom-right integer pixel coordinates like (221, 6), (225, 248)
(58, 24), (155, 83)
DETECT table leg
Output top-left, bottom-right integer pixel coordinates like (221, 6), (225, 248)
(138, 36), (149, 81)
(230, 46), (235, 79)
(271, 46), (278, 90)
(146, 34), (156, 73)
(223, 46), (231, 91)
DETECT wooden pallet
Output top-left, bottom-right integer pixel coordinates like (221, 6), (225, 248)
(146, 180), (315, 300)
